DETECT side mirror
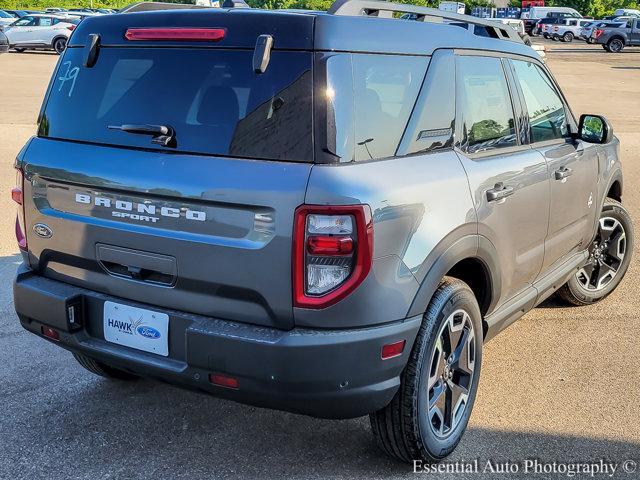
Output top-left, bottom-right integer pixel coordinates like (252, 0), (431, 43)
(577, 114), (613, 144)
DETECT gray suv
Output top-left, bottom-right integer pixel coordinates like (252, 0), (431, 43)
(12, 0), (633, 464)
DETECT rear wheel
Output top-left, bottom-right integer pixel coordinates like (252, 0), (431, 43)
(73, 352), (139, 380)
(563, 32), (574, 42)
(557, 199), (633, 306)
(607, 38), (625, 53)
(53, 37), (67, 55)
(543, 33), (550, 39)
(13, 47), (25, 53)
(369, 278), (483, 463)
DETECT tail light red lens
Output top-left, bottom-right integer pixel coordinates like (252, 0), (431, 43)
(307, 236), (354, 255)
(12, 168), (26, 251)
(594, 29), (604, 38)
(293, 205), (373, 309)
(381, 340), (406, 360)
(41, 326), (60, 341)
(209, 373), (239, 389)
(67, 25), (76, 31)
(125, 28), (226, 42)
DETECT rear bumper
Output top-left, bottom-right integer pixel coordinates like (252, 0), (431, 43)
(14, 264), (421, 419)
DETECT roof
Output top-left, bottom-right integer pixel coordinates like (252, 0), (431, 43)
(68, 2), (538, 60)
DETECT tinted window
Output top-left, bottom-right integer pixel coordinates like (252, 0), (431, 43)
(403, 52), (455, 155)
(13, 16), (35, 26)
(512, 60), (568, 143)
(41, 48), (313, 162)
(457, 56), (517, 154)
(39, 17), (53, 27)
(353, 55), (427, 161)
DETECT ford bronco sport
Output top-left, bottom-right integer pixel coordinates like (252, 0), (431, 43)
(13, 0), (633, 463)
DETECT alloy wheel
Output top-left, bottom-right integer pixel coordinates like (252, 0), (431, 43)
(609, 39), (623, 52)
(427, 309), (476, 439)
(576, 216), (626, 291)
(54, 38), (67, 54)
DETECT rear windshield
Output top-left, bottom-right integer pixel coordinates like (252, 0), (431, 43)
(40, 47), (313, 162)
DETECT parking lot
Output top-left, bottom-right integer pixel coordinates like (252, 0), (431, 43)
(0, 39), (639, 479)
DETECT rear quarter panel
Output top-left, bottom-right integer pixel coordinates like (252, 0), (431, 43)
(298, 150), (477, 329)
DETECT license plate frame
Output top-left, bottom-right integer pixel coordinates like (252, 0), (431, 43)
(103, 301), (169, 357)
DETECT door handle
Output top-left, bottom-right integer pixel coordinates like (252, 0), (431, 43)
(555, 166), (573, 181)
(486, 183), (515, 202)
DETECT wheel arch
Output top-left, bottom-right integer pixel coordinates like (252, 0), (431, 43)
(407, 235), (501, 337)
(607, 177), (623, 202)
(607, 35), (626, 44)
(51, 35), (68, 48)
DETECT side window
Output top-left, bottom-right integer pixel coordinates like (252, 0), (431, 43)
(39, 17), (54, 27)
(14, 16), (35, 26)
(352, 54), (427, 161)
(456, 56), (517, 154)
(511, 60), (568, 143)
(401, 51), (455, 155)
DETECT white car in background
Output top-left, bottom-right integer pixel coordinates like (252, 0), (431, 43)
(550, 18), (593, 42)
(0, 10), (17, 29)
(3, 14), (79, 54)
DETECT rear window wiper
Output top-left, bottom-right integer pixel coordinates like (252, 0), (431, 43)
(107, 124), (175, 147)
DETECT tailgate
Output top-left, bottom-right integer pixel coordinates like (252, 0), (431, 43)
(22, 138), (311, 329)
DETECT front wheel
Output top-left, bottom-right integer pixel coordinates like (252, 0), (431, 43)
(370, 278), (483, 463)
(563, 32), (574, 42)
(557, 199), (633, 306)
(53, 37), (67, 55)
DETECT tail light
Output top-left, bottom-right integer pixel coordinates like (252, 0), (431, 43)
(594, 29), (604, 38)
(67, 25), (76, 31)
(11, 168), (26, 251)
(293, 205), (373, 309)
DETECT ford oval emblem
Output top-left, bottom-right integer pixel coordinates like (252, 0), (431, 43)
(137, 325), (161, 339)
(33, 223), (53, 239)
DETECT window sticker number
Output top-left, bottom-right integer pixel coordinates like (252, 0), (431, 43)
(58, 61), (79, 98)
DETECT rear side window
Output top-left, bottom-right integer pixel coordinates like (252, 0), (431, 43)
(353, 55), (427, 161)
(511, 60), (568, 143)
(322, 53), (428, 162)
(40, 48), (313, 162)
(456, 56), (517, 154)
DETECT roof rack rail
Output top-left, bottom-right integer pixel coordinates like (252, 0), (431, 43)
(327, 0), (523, 44)
(118, 2), (212, 14)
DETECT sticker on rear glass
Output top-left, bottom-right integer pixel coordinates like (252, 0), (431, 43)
(58, 61), (79, 97)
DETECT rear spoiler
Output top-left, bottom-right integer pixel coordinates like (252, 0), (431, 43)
(118, 2), (213, 13)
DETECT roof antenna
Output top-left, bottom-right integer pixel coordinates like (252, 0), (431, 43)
(253, 35), (273, 74)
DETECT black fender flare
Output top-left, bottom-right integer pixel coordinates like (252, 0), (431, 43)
(407, 234), (502, 320)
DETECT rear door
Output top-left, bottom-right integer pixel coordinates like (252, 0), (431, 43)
(454, 54), (550, 305)
(508, 58), (598, 273)
(23, 17), (315, 330)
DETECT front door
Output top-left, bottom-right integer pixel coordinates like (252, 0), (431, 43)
(6, 16), (36, 44)
(508, 58), (598, 273)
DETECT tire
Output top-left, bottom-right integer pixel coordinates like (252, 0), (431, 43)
(369, 278), (483, 463)
(563, 32), (574, 42)
(543, 33), (550, 39)
(551, 34), (560, 42)
(607, 38), (625, 53)
(73, 352), (139, 380)
(13, 47), (25, 53)
(521, 34), (532, 46)
(603, 44), (611, 51)
(53, 37), (67, 55)
(557, 199), (633, 306)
